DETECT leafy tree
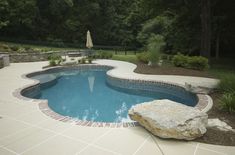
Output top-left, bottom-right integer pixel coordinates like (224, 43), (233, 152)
(0, 0), (9, 29)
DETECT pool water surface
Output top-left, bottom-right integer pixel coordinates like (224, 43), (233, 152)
(25, 69), (197, 123)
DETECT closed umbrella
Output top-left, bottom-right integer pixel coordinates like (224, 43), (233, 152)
(86, 30), (93, 49)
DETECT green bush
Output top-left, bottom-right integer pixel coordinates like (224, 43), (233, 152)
(24, 46), (33, 51)
(218, 73), (235, 92)
(0, 43), (10, 50)
(81, 58), (86, 64)
(88, 58), (93, 63)
(94, 51), (113, 59)
(100, 51), (113, 59)
(172, 53), (209, 70)
(172, 53), (188, 67)
(188, 56), (209, 70)
(219, 92), (235, 113)
(49, 59), (56, 66)
(48, 54), (61, 61)
(136, 52), (149, 63)
(0, 44), (10, 52)
(147, 35), (165, 65)
(9, 45), (20, 51)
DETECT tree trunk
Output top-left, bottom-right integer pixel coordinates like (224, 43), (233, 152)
(216, 34), (220, 59)
(200, 0), (211, 59)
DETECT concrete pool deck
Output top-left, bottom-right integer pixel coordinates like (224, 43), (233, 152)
(0, 60), (234, 155)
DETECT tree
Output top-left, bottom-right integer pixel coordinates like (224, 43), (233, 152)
(0, 0), (9, 29)
(200, 0), (211, 59)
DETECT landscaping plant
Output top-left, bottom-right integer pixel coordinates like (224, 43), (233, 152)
(219, 91), (235, 113)
(218, 73), (235, 92)
(172, 53), (209, 70)
(136, 52), (149, 63)
(147, 34), (165, 66)
(217, 72), (235, 113)
(48, 54), (62, 66)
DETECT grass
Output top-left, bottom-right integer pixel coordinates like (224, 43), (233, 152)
(112, 54), (138, 63)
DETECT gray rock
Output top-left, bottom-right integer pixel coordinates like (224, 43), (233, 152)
(129, 99), (208, 140)
(207, 118), (235, 132)
(185, 82), (212, 94)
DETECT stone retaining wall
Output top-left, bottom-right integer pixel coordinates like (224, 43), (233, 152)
(0, 54), (10, 68)
(0, 56), (3, 69)
(10, 51), (65, 63)
(0, 51), (66, 63)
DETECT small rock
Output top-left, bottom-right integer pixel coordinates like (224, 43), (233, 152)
(129, 99), (208, 140)
(185, 82), (212, 94)
(207, 118), (235, 132)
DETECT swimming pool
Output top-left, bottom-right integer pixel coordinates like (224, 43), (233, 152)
(23, 66), (198, 123)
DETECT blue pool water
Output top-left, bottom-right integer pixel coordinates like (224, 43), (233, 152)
(26, 69), (197, 123)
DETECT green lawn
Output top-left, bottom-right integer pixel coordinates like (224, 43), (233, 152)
(112, 54), (138, 63)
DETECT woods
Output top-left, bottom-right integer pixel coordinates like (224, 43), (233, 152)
(0, 0), (234, 58)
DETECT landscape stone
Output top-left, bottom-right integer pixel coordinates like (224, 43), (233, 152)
(129, 99), (208, 140)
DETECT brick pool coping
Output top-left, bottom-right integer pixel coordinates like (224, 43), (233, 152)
(12, 64), (213, 128)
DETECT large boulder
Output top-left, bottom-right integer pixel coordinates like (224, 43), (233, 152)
(129, 99), (208, 140)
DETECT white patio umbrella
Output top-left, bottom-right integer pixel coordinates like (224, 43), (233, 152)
(86, 30), (93, 49)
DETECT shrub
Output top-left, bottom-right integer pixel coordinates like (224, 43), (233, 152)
(49, 59), (56, 66)
(0, 44), (10, 52)
(188, 56), (209, 70)
(172, 53), (188, 67)
(10, 45), (20, 51)
(100, 51), (113, 59)
(0, 44), (10, 50)
(81, 58), (86, 64)
(48, 54), (61, 61)
(219, 92), (235, 113)
(88, 58), (93, 63)
(218, 73), (235, 92)
(24, 46), (33, 52)
(147, 35), (165, 65)
(137, 52), (149, 63)
(94, 51), (113, 59)
(172, 53), (209, 70)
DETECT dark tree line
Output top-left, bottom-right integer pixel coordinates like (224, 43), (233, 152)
(0, 0), (234, 58)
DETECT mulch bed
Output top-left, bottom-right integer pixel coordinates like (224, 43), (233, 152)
(134, 63), (214, 78)
(195, 92), (235, 146)
(134, 63), (235, 146)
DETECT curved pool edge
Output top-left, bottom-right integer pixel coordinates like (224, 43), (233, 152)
(13, 63), (213, 128)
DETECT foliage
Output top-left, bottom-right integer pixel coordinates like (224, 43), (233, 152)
(172, 53), (188, 67)
(137, 16), (171, 45)
(81, 58), (86, 64)
(0, 0), (234, 58)
(147, 35), (165, 64)
(88, 58), (93, 63)
(136, 52), (149, 63)
(47, 54), (61, 61)
(187, 56), (209, 70)
(218, 73), (235, 92)
(94, 51), (113, 59)
(161, 54), (173, 61)
(49, 59), (56, 66)
(219, 92), (235, 113)
(172, 53), (209, 70)
(0, 0), (9, 29)
(9, 45), (20, 51)
(0, 43), (10, 52)
(48, 54), (62, 66)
